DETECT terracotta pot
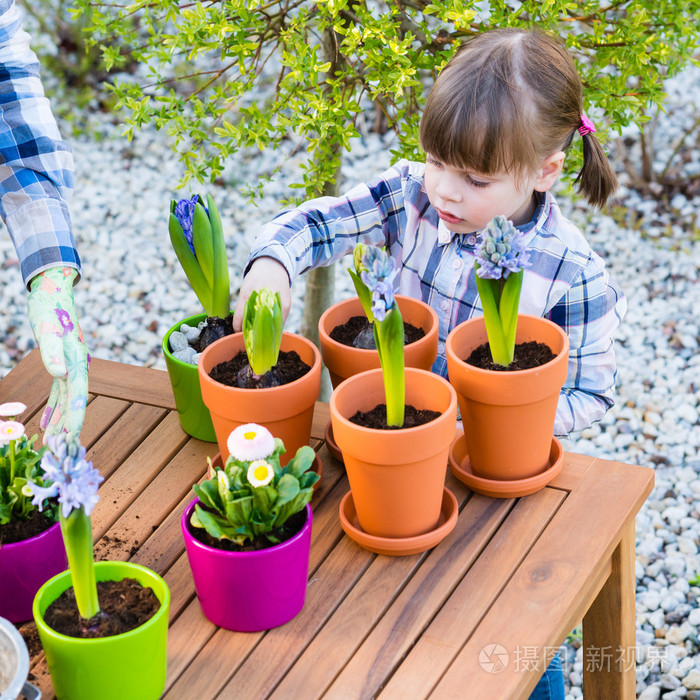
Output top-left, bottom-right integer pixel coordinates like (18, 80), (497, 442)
(162, 312), (217, 442)
(33, 561), (170, 700)
(318, 295), (439, 389)
(181, 500), (312, 632)
(445, 314), (569, 481)
(198, 332), (321, 465)
(329, 367), (457, 539)
(0, 520), (67, 623)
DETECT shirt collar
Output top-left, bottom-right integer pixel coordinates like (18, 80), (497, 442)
(435, 192), (549, 248)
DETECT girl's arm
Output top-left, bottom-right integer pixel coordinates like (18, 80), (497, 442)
(547, 253), (627, 436)
(245, 161), (411, 285)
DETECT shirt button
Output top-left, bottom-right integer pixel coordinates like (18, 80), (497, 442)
(467, 235), (477, 245)
(440, 300), (449, 310)
(452, 258), (463, 269)
(438, 343), (445, 354)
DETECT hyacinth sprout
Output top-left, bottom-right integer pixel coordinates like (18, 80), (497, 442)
(474, 216), (532, 366)
(169, 194), (230, 319)
(191, 424), (319, 546)
(28, 435), (103, 621)
(242, 288), (283, 377)
(350, 244), (405, 427)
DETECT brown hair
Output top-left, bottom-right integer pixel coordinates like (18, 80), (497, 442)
(419, 28), (618, 208)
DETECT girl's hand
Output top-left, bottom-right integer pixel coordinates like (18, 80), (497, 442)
(233, 257), (291, 332)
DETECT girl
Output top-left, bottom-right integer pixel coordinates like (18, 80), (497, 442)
(235, 28), (625, 439)
(235, 29), (627, 695)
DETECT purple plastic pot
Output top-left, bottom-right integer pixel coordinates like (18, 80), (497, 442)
(0, 520), (67, 623)
(181, 500), (312, 632)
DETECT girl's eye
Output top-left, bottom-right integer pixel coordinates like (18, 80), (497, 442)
(426, 156), (442, 168)
(467, 175), (489, 188)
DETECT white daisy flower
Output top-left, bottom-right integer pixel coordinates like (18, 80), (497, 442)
(227, 424), (275, 462)
(247, 460), (274, 488)
(0, 402), (26, 419)
(0, 420), (25, 445)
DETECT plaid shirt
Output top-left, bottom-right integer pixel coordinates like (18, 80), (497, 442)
(249, 159), (627, 436)
(0, 0), (79, 287)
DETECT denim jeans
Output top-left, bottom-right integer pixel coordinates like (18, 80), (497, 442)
(528, 653), (566, 700)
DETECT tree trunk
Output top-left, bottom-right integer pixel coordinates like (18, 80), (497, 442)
(299, 25), (346, 399)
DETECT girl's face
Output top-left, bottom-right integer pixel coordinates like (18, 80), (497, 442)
(423, 155), (553, 234)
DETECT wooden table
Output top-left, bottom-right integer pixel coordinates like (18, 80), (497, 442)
(5, 349), (654, 699)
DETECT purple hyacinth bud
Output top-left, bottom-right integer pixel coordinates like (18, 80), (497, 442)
(474, 216), (531, 280)
(173, 195), (202, 255)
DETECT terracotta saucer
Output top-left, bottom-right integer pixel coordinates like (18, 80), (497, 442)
(210, 452), (323, 491)
(323, 420), (344, 464)
(339, 487), (458, 556)
(448, 435), (563, 499)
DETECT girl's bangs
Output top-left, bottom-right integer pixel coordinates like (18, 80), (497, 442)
(420, 46), (540, 177)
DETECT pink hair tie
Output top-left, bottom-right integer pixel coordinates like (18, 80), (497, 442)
(578, 114), (596, 137)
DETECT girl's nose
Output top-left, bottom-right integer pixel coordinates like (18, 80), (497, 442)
(435, 172), (463, 202)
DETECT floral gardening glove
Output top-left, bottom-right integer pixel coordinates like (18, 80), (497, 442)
(27, 266), (89, 441)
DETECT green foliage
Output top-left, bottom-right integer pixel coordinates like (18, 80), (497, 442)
(0, 432), (53, 526)
(191, 439), (319, 546)
(71, 0), (699, 199)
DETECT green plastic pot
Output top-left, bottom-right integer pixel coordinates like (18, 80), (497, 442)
(163, 312), (217, 442)
(33, 561), (170, 700)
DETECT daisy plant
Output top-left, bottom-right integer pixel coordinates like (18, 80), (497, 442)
(27, 434), (104, 622)
(242, 288), (283, 377)
(190, 423), (319, 547)
(0, 402), (54, 527)
(169, 194), (230, 320)
(474, 216), (532, 367)
(352, 244), (405, 427)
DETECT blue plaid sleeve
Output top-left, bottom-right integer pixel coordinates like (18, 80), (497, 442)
(0, 0), (80, 287)
(548, 251), (627, 435)
(248, 162), (411, 282)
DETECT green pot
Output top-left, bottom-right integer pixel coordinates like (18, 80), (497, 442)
(33, 561), (170, 700)
(163, 312), (217, 442)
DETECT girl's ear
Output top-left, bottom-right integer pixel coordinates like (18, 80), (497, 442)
(534, 151), (565, 192)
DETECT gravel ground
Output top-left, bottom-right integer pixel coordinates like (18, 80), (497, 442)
(0, 50), (698, 698)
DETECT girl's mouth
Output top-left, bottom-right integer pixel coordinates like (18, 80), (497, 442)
(436, 208), (463, 224)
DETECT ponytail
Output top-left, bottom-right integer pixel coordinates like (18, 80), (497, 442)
(574, 132), (618, 208)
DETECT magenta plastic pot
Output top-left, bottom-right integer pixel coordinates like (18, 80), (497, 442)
(0, 520), (67, 623)
(181, 500), (313, 632)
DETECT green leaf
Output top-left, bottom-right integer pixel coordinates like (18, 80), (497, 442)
(169, 213), (212, 315)
(474, 265), (510, 366)
(375, 305), (405, 426)
(224, 495), (253, 528)
(499, 271), (524, 362)
(206, 194), (231, 319)
(193, 480), (223, 512)
(284, 445), (316, 479)
(275, 473), (301, 508)
(348, 268), (375, 323)
(192, 201), (215, 288)
(243, 289), (283, 375)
